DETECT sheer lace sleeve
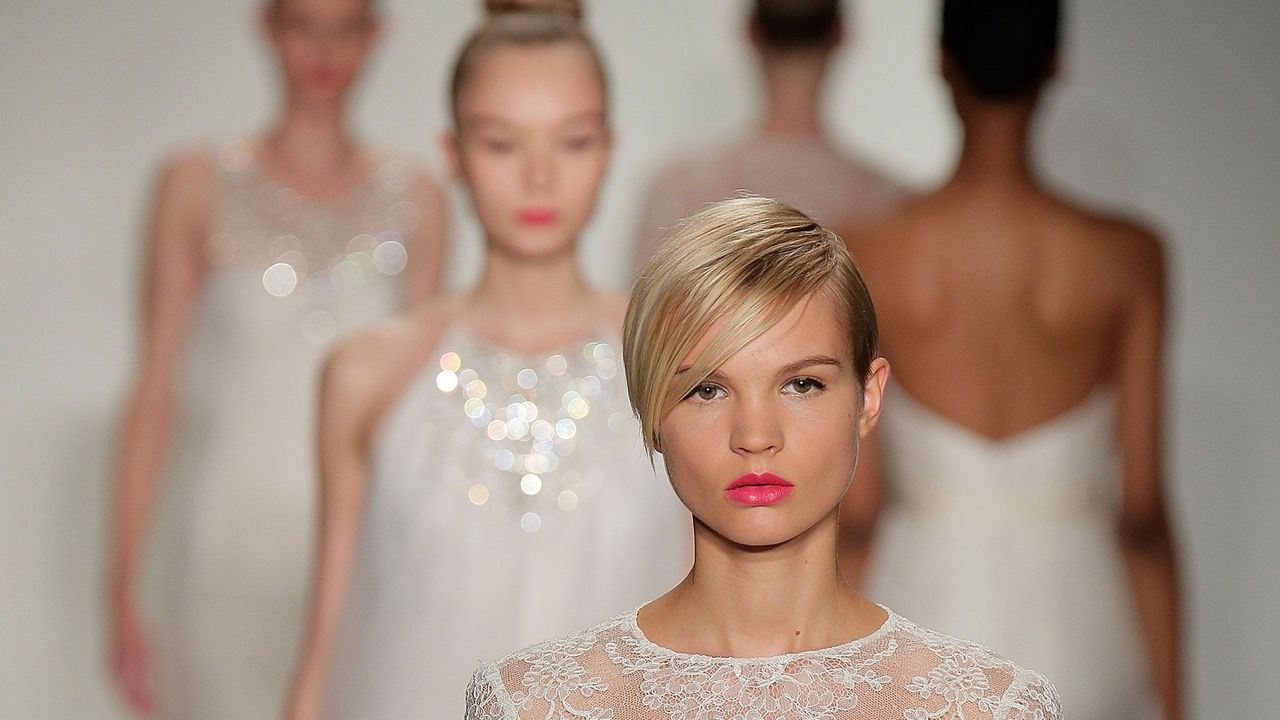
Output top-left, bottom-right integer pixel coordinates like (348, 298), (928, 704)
(997, 668), (1063, 720)
(464, 665), (514, 720)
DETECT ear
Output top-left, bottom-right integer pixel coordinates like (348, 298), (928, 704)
(1043, 52), (1060, 82)
(259, 3), (278, 43)
(857, 357), (890, 438)
(600, 123), (616, 173)
(366, 12), (384, 44)
(746, 16), (765, 51)
(440, 131), (462, 182)
(939, 50), (958, 86)
(831, 16), (846, 48)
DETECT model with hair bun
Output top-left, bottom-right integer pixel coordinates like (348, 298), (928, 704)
(105, 0), (447, 717)
(285, 2), (688, 717)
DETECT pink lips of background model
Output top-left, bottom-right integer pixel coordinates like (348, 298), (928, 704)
(518, 208), (558, 225)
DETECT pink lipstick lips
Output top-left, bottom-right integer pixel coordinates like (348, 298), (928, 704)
(725, 472), (794, 506)
(518, 208), (558, 225)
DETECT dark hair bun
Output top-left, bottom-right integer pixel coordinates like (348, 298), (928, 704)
(753, 0), (840, 50)
(942, 0), (1060, 99)
(485, 0), (582, 20)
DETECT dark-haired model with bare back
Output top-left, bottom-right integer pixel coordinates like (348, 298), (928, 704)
(839, 2), (1184, 719)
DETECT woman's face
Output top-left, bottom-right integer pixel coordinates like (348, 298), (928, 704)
(449, 44), (610, 262)
(265, 0), (378, 103)
(659, 291), (888, 548)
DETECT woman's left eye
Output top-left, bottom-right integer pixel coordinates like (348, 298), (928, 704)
(784, 377), (825, 395)
(563, 135), (596, 151)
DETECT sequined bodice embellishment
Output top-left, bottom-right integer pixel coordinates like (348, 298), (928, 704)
(201, 140), (420, 345)
(433, 329), (635, 532)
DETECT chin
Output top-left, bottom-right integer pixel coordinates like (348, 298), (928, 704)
(713, 516), (805, 550)
(492, 233), (577, 261)
(296, 86), (347, 104)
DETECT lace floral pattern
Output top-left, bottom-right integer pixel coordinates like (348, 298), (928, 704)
(603, 631), (895, 719)
(466, 608), (1062, 720)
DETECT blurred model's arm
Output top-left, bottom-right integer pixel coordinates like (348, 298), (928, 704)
(107, 148), (213, 716)
(285, 326), (406, 720)
(1113, 224), (1185, 720)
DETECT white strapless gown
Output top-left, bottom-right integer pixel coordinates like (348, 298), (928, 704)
(867, 388), (1149, 720)
(146, 141), (425, 719)
(323, 324), (691, 719)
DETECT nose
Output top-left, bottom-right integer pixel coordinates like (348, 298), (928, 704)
(729, 392), (783, 458)
(523, 143), (554, 194)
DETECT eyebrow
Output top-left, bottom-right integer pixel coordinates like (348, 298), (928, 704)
(461, 110), (606, 129)
(778, 355), (844, 375)
(674, 354), (844, 378)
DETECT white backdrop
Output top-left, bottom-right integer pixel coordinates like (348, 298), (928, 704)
(1, 1), (1276, 717)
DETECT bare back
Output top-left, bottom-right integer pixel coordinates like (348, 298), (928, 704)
(848, 183), (1162, 440)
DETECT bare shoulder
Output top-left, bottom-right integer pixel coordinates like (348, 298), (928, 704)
(1100, 213), (1165, 277)
(404, 157), (447, 204)
(1073, 206), (1167, 295)
(320, 296), (456, 430)
(361, 149), (446, 199)
(324, 296), (453, 386)
(142, 143), (220, 255)
(153, 143), (217, 207)
(838, 194), (938, 268)
(160, 143), (215, 182)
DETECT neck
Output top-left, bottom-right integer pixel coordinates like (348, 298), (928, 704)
(758, 52), (829, 138)
(466, 244), (596, 350)
(660, 513), (872, 657)
(264, 96), (356, 168)
(951, 101), (1039, 189)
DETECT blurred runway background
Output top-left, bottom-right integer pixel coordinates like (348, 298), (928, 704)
(1, 0), (1276, 716)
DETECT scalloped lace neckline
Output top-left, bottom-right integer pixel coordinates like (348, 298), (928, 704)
(623, 604), (899, 664)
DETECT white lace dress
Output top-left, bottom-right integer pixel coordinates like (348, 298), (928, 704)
(465, 606), (1061, 720)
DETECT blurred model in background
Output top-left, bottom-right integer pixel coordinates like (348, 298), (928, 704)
(286, 2), (688, 718)
(630, 0), (903, 276)
(840, 1), (1183, 718)
(106, 0), (448, 716)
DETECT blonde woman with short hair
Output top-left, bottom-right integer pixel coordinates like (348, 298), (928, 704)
(465, 196), (1062, 719)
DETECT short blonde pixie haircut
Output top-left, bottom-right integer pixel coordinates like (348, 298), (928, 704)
(624, 196), (879, 454)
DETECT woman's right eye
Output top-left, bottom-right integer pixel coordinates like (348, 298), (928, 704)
(684, 383), (725, 402)
(480, 138), (515, 153)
